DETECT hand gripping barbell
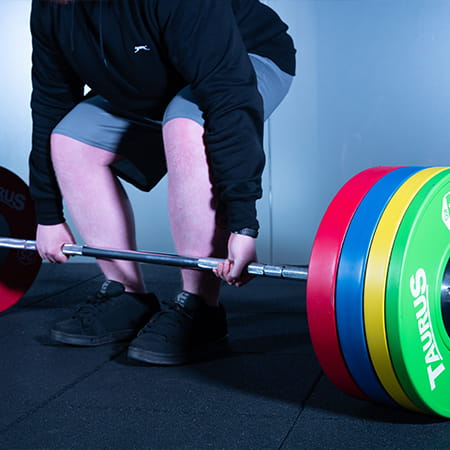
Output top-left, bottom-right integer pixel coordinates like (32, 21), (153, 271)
(1, 165), (450, 418)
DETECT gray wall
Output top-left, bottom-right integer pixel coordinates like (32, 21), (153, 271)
(1, 0), (450, 265)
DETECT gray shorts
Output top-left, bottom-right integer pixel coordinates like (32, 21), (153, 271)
(53, 53), (294, 191)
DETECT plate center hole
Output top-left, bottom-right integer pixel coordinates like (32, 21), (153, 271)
(441, 259), (450, 337)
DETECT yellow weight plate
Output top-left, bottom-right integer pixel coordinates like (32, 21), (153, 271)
(364, 167), (448, 413)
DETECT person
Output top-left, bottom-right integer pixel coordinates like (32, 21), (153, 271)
(29, 0), (296, 364)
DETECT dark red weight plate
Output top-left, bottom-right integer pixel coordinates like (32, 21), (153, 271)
(306, 166), (400, 399)
(0, 167), (41, 312)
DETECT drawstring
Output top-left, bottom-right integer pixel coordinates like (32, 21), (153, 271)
(70, 0), (75, 52)
(99, 0), (108, 67)
(67, 0), (107, 66)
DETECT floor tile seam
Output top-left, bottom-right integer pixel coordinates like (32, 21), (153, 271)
(28, 403), (299, 420)
(227, 350), (315, 357)
(18, 274), (104, 307)
(277, 372), (324, 449)
(227, 342), (315, 352)
(0, 348), (126, 436)
(226, 312), (306, 321)
(226, 311), (305, 315)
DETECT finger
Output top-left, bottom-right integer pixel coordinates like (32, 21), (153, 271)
(229, 262), (256, 287)
(213, 262), (223, 278)
(54, 252), (69, 264)
(47, 250), (69, 264)
(35, 245), (46, 261)
(228, 261), (244, 281)
(222, 259), (237, 285)
(223, 259), (232, 274)
(44, 254), (56, 263)
(234, 274), (253, 288)
(216, 261), (229, 280)
(218, 260), (231, 283)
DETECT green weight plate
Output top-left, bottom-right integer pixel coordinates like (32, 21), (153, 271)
(386, 168), (450, 417)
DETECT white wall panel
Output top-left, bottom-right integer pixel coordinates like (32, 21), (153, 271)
(0, 1), (33, 182)
(266, 0), (450, 264)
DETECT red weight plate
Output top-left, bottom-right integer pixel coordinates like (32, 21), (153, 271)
(306, 166), (399, 399)
(0, 167), (41, 312)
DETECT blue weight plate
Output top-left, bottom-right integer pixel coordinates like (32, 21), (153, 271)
(335, 166), (423, 405)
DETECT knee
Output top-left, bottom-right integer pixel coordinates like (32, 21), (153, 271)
(162, 118), (205, 162)
(163, 117), (204, 140)
(50, 133), (120, 168)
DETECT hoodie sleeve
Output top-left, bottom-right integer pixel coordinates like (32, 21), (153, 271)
(157, 0), (265, 232)
(29, 1), (84, 225)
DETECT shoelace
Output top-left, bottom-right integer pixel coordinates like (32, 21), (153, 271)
(138, 300), (192, 337)
(74, 293), (112, 322)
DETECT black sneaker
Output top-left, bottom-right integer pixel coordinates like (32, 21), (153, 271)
(50, 280), (160, 346)
(127, 291), (228, 365)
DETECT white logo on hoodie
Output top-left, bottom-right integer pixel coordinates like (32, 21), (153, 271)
(134, 45), (151, 53)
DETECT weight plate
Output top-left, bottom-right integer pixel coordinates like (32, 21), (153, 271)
(0, 167), (41, 312)
(364, 167), (447, 413)
(336, 166), (422, 406)
(386, 168), (450, 417)
(0, 213), (11, 265)
(306, 166), (399, 399)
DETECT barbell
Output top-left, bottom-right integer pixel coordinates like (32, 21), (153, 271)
(1, 165), (450, 418)
(0, 237), (308, 280)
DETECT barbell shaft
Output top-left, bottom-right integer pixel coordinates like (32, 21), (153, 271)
(0, 237), (308, 281)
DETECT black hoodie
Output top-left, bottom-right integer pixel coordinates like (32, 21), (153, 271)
(30, 0), (296, 231)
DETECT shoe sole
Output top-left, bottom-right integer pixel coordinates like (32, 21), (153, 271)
(127, 336), (229, 365)
(50, 329), (136, 346)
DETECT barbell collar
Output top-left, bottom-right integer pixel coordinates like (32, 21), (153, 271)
(61, 244), (84, 256)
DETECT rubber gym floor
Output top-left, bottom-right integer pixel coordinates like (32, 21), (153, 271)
(1, 262), (450, 449)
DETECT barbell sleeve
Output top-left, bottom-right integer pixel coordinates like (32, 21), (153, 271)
(0, 237), (308, 281)
(0, 238), (38, 252)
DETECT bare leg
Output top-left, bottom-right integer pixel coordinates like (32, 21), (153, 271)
(50, 133), (145, 293)
(162, 118), (228, 306)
